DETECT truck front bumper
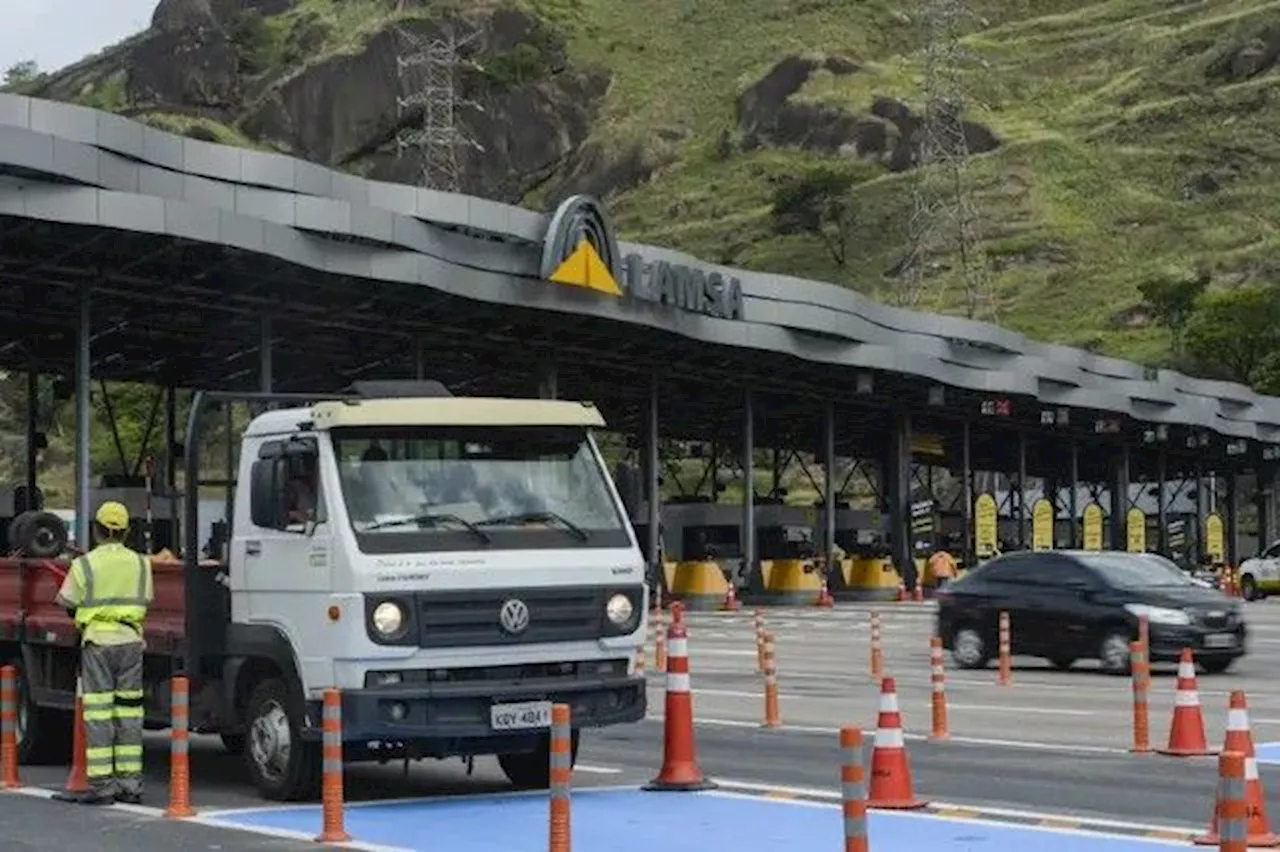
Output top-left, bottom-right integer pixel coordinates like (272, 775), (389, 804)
(305, 673), (647, 744)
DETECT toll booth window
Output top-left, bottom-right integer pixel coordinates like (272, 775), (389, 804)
(332, 427), (626, 537)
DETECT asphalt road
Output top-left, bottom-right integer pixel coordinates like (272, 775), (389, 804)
(4, 596), (1280, 847)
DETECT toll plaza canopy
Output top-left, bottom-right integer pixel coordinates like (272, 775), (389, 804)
(2, 91), (1280, 473)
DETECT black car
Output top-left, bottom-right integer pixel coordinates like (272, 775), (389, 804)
(936, 550), (1246, 675)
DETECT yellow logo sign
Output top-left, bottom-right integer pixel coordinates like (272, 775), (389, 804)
(548, 239), (622, 296)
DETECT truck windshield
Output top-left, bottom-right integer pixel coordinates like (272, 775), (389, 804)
(331, 426), (630, 552)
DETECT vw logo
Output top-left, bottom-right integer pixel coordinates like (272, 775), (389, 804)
(499, 598), (531, 635)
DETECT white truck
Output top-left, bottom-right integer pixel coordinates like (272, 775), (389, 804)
(3, 382), (648, 800)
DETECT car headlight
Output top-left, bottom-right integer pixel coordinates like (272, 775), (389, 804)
(605, 593), (634, 627)
(372, 601), (406, 636)
(1124, 603), (1191, 626)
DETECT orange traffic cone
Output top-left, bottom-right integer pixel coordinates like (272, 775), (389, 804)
(816, 576), (834, 608)
(64, 696), (89, 793)
(1194, 691), (1280, 847)
(721, 584), (742, 612)
(896, 580), (907, 602)
(1158, 648), (1215, 757)
(644, 602), (715, 792)
(867, 677), (928, 810)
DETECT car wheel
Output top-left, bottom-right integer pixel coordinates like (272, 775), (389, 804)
(1098, 631), (1132, 675)
(1048, 656), (1076, 671)
(1200, 657), (1235, 675)
(950, 625), (990, 670)
(1240, 575), (1258, 602)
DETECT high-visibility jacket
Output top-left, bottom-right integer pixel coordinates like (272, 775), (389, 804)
(56, 542), (152, 644)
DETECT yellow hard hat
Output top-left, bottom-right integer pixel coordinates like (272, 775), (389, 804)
(94, 501), (130, 531)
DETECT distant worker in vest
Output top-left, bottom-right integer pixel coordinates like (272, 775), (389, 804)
(928, 548), (959, 590)
(52, 501), (153, 806)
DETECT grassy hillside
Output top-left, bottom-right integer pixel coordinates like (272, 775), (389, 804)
(527, 0), (1280, 362)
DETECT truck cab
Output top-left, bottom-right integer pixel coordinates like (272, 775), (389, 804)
(206, 385), (648, 798)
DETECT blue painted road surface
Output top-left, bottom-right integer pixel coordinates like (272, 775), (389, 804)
(1257, 742), (1280, 764)
(199, 787), (1189, 851)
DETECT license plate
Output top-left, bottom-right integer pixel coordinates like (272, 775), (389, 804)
(1204, 633), (1236, 649)
(490, 700), (553, 731)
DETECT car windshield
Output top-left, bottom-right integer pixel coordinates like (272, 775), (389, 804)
(1076, 552), (1197, 589)
(331, 426), (626, 538)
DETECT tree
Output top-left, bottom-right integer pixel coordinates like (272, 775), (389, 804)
(3, 60), (39, 88)
(1183, 285), (1280, 386)
(1138, 270), (1209, 358)
(770, 167), (858, 268)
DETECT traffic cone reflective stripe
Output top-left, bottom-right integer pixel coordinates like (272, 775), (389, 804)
(867, 677), (927, 810)
(721, 584), (741, 612)
(1194, 691), (1280, 847)
(1158, 648), (1215, 757)
(644, 602), (715, 792)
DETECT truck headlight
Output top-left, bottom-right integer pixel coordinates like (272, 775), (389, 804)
(605, 593), (634, 627)
(1124, 603), (1190, 626)
(372, 601), (406, 636)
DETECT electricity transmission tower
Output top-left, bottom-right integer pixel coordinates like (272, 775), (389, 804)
(897, 0), (996, 320)
(395, 20), (483, 192)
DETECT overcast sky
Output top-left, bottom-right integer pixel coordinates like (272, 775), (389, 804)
(2, 0), (155, 74)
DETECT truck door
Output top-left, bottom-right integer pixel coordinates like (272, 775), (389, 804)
(233, 436), (338, 691)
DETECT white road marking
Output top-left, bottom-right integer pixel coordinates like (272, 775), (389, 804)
(684, 687), (1095, 715)
(574, 764), (624, 775)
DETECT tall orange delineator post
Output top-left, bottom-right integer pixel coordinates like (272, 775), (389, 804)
(1129, 642), (1150, 754)
(1212, 751), (1248, 852)
(929, 636), (949, 741)
(0, 665), (19, 788)
(164, 675), (195, 818)
(644, 601), (715, 791)
(840, 726), (869, 852)
(869, 612), (883, 680)
(548, 703), (573, 852)
(753, 610), (766, 673)
(997, 611), (1012, 687)
(64, 675), (89, 794)
(315, 689), (351, 844)
(761, 631), (780, 729)
(654, 609), (668, 673)
(1194, 691), (1280, 847)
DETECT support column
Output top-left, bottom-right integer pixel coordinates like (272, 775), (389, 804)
(1226, 472), (1239, 566)
(259, 314), (273, 393)
(1260, 463), (1276, 551)
(1111, 445), (1130, 550)
(1016, 432), (1028, 549)
(25, 369), (38, 511)
(74, 284), (92, 550)
(413, 339), (427, 381)
(888, 412), (914, 590)
(645, 374), (661, 593)
(1069, 440), (1080, 548)
(165, 386), (179, 555)
(1194, 461), (1204, 560)
(1156, 449), (1168, 555)
(823, 401), (836, 561)
(742, 390), (756, 586)
(961, 419), (972, 567)
(537, 357), (557, 400)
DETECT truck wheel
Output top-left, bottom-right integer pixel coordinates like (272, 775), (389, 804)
(497, 730), (580, 789)
(220, 733), (246, 755)
(244, 678), (320, 801)
(7, 658), (71, 765)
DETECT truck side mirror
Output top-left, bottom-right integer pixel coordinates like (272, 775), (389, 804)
(249, 460), (281, 529)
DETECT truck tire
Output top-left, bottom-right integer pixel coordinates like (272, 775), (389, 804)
(7, 658), (71, 765)
(243, 678), (320, 801)
(498, 729), (580, 789)
(220, 733), (246, 755)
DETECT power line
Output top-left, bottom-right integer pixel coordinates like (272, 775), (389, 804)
(394, 19), (484, 192)
(897, 0), (996, 321)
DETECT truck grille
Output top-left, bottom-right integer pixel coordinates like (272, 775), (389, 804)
(414, 586), (606, 648)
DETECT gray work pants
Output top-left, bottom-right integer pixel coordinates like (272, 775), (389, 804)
(80, 641), (145, 797)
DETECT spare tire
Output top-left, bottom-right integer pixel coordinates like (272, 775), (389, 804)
(15, 511), (68, 558)
(7, 511), (36, 555)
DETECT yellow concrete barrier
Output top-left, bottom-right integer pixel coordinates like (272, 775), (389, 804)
(745, 558), (822, 605)
(834, 556), (900, 601)
(670, 560), (729, 610)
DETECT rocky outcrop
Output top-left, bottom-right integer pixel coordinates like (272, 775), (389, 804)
(737, 54), (1000, 170)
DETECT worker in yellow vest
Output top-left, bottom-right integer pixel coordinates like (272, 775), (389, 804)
(52, 501), (152, 806)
